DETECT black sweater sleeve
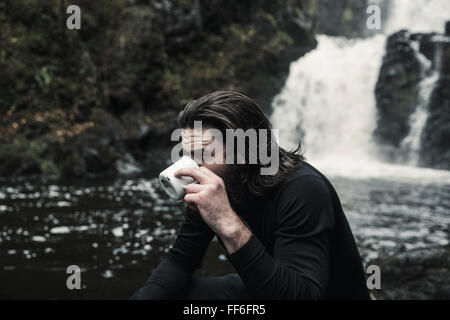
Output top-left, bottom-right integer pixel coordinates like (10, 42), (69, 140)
(226, 175), (335, 299)
(131, 207), (215, 299)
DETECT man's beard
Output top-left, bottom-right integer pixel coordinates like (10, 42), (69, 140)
(222, 165), (252, 215)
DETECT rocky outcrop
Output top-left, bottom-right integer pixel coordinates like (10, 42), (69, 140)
(419, 27), (450, 170)
(374, 30), (422, 159)
(0, 0), (318, 178)
(369, 245), (450, 300)
(373, 24), (450, 169)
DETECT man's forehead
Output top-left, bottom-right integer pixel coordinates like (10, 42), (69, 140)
(181, 128), (215, 151)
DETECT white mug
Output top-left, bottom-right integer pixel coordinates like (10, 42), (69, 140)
(159, 156), (199, 200)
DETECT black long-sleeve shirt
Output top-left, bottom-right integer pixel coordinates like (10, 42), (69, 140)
(132, 162), (370, 300)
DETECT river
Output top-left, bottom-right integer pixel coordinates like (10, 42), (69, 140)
(1, 0), (450, 299)
(0, 161), (449, 298)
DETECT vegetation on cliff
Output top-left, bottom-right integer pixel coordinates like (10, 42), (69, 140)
(0, 0), (317, 178)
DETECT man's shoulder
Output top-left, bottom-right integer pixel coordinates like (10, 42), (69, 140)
(279, 161), (329, 191)
(268, 161), (335, 214)
(253, 161), (334, 209)
(269, 161), (336, 230)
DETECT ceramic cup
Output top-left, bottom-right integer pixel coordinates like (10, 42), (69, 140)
(159, 156), (199, 200)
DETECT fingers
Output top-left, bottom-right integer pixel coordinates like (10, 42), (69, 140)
(174, 167), (210, 184)
(199, 166), (225, 191)
(184, 183), (205, 193)
(198, 166), (219, 179)
(184, 193), (200, 205)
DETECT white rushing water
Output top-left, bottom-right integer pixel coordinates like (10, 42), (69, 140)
(271, 35), (386, 162)
(270, 0), (450, 179)
(385, 0), (450, 34)
(398, 70), (439, 166)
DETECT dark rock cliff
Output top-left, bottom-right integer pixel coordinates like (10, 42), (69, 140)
(373, 25), (450, 169)
(420, 26), (450, 170)
(0, 0), (318, 178)
(374, 30), (422, 159)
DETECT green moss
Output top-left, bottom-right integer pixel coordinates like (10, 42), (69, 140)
(0, 0), (316, 178)
(0, 138), (46, 175)
(39, 159), (59, 176)
(342, 8), (354, 23)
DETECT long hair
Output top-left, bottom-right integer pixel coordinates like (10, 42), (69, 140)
(177, 90), (304, 197)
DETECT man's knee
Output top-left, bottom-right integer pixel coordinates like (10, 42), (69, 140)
(182, 274), (253, 300)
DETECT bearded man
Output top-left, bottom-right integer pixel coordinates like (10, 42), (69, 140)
(131, 91), (370, 300)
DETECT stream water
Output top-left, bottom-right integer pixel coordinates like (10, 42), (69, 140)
(1, 0), (449, 299)
(0, 163), (449, 298)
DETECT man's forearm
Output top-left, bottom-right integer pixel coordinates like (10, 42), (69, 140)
(218, 216), (252, 254)
(131, 256), (191, 299)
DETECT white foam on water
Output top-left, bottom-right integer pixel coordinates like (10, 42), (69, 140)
(311, 156), (450, 184)
(50, 226), (70, 234)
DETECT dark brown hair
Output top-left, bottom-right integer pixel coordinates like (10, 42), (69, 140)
(177, 90), (304, 196)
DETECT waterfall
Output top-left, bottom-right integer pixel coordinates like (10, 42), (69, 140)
(271, 35), (385, 162)
(271, 0), (450, 171)
(398, 72), (438, 165)
(385, 0), (450, 34)
(398, 42), (439, 165)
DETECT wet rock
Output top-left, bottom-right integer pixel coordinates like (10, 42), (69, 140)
(374, 30), (422, 158)
(369, 245), (450, 300)
(420, 74), (450, 170)
(374, 23), (450, 169)
(116, 153), (142, 175)
(416, 33), (438, 65)
(419, 25), (450, 170)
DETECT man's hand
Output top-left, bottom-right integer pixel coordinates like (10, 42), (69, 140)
(174, 166), (252, 254)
